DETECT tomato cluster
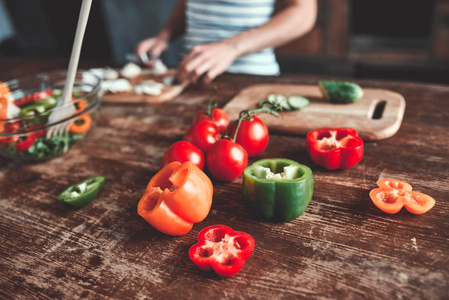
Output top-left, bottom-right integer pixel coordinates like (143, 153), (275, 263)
(161, 93), (273, 181)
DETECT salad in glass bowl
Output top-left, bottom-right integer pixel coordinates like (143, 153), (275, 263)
(0, 71), (102, 162)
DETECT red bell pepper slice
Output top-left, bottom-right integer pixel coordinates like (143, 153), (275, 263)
(14, 129), (45, 152)
(15, 89), (53, 107)
(189, 225), (255, 277)
(15, 134), (38, 152)
(369, 178), (435, 214)
(306, 128), (363, 170)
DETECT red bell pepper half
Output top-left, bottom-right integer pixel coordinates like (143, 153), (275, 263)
(306, 128), (363, 170)
(189, 225), (255, 277)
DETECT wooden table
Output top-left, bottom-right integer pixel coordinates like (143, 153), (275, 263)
(1, 58), (448, 299)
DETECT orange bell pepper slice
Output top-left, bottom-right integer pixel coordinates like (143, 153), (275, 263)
(74, 99), (88, 113)
(138, 161), (213, 236)
(0, 96), (8, 132)
(69, 113), (92, 134)
(0, 82), (10, 98)
(369, 178), (435, 214)
(69, 99), (91, 134)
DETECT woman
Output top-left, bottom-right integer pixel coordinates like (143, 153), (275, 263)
(137, 0), (317, 84)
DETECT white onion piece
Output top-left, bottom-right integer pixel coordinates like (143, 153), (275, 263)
(6, 101), (20, 119)
(120, 63), (142, 79)
(134, 80), (164, 95)
(162, 76), (175, 86)
(152, 59), (168, 75)
(103, 68), (119, 80)
(101, 79), (132, 93)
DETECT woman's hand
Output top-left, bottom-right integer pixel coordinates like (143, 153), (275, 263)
(136, 36), (169, 66)
(176, 40), (239, 84)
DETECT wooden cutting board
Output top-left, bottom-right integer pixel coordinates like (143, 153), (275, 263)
(223, 84), (406, 141)
(102, 69), (187, 104)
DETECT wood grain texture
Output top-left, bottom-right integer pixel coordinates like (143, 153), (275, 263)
(0, 59), (448, 299)
(223, 84), (405, 140)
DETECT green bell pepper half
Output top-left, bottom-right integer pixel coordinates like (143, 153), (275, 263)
(242, 158), (313, 221)
(57, 176), (105, 208)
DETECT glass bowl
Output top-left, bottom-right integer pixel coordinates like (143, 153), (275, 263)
(0, 71), (102, 162)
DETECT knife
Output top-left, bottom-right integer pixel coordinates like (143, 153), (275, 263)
(125, 52), (157, 65)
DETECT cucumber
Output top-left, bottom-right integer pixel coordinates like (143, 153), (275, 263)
(318, 80), (363, 104)
(259, 94), (294, 111)
(287, 96), (310, 110)
(271, 94), (290, 110)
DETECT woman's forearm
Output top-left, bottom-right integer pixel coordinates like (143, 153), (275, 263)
(226, 0), (318, 57)
(157, 0), (187, 42)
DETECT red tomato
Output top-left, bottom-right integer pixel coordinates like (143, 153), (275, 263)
(206, 139), (248, 182)
(194, 108), (230, 134)
(227, 116), (269, 157)
(161, 141), (205, 170)
(184, 120), (219, 153)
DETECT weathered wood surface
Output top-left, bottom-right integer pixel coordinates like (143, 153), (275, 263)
(0, 58), (448, 299)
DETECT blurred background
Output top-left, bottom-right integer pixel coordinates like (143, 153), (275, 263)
(0, 0), (448, 84)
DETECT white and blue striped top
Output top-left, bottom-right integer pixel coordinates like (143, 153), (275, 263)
(182, 0), (280, 76)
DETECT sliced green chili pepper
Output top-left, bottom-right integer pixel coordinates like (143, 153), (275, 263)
(19, 98), (56, 116)
(57, 176), (105, 208)
(242, 158), (313, 221)
(19, 98), (57, 125)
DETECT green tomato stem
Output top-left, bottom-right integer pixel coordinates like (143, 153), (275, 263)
(206, 87), (218, 116)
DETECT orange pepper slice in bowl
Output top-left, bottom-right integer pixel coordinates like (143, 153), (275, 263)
(69, 113), (92, 134)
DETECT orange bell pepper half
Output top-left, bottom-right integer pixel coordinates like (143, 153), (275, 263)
(138, 161), (213, 236)
(369, 178), (435, 214)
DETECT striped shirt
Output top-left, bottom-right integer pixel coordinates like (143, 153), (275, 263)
(182, 0), (280, 76)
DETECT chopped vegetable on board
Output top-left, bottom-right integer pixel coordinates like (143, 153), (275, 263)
(318, 80), (363, 103)
(137, 161), (213, 236)
(189, 225), (255, 277)
(306, 128), (364, 170)
(242, 158), (314, 221)
(258, 94), (310, 111)
(369, 178), (435, 214)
